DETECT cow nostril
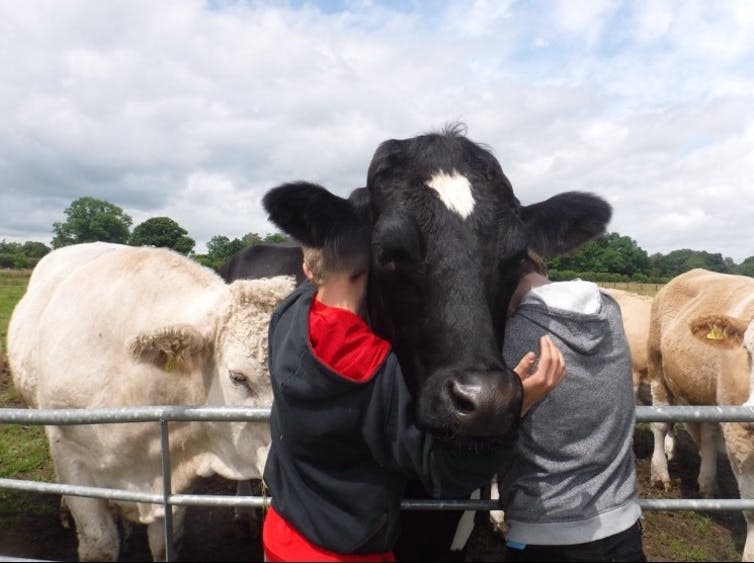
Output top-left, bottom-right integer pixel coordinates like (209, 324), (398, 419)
(445, 380), (477, 415)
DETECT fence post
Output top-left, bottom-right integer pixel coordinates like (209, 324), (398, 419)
(160, 419), (175, 562)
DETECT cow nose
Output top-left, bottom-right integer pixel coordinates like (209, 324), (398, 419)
(443, 371), (522, 437)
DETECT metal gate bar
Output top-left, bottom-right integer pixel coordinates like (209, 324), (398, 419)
(3, 405), (754, 561)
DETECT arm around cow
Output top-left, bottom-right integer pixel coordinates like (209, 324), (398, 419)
(261, 228), (567, 561)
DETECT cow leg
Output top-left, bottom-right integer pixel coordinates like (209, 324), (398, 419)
(488, 475), (505, 535)
(721, 422), (754, 561)
(696, 422), (720, 498)
(48, 430), (119, 561)
(146, 506), (186, 562)
(650, 379), (673, 491)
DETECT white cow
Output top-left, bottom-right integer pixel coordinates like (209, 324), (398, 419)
(648, 268), (754, 561)
(7, 242), (295, 561)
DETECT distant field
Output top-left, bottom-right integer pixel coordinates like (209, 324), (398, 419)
(597, 280), (663, 297)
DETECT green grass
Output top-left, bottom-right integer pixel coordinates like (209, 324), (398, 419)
(0, 270), (30, 351)
(0, 270), (56, 517)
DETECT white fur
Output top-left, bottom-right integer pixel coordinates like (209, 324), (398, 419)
(7, 243), (295, 561)
(426, 169), (475, 218)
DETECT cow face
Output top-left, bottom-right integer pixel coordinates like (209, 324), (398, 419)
(128, 276), (295, 480)
(263, 126), (611, 448)
(205, 276), (296, 478)
(357, 126), (611, 445)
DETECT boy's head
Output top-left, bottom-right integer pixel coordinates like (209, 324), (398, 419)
(261, 181), (372, 286)
(301, 228), (371, 286)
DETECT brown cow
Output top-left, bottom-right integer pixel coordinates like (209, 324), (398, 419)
(648, 268), (754, 561)
(601, 288), (653, 401)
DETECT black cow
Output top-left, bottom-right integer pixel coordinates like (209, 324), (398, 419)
(218, 242), (305, 285)
(225, 124), (611, 560)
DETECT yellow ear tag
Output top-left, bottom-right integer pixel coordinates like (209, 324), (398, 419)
(706, 325), (725, 341)
(165, 355), (177, 372)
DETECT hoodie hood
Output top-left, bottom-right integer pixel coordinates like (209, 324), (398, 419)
(515, 280), (607, 355)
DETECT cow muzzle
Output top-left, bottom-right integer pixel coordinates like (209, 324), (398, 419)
(427, 369), (523, 439)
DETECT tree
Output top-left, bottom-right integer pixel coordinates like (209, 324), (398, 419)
(650, 249), (732, 279)
(263, 232), (288, 243)
(0, 239), (51, 269)
(736, 257), (754, 278)
(21, 241), (51, 259)
(130, 217), (195, 255)
(52, 197), (132, 248)
(548, 232), (651, 277)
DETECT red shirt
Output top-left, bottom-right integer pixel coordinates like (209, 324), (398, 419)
(263, 297), (394, 562)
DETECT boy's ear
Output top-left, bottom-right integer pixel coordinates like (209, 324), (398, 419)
(263, 182), (361, 248)
(302, 261), (314, 282)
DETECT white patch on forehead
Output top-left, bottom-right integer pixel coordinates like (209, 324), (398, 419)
(426, 169), (475, 219)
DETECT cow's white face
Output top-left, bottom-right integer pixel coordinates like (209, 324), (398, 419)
(203, 277), (293, 480)
(204, 324), (272, 480)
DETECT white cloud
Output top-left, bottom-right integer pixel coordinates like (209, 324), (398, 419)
(1, 0), (754, 263)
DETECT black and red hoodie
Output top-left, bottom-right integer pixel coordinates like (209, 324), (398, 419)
(262, 282), (511, 560)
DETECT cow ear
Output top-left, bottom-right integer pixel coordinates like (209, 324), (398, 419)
(262, 182), (361, 247)
(348, 187), (373, 226)
(129, 325), (208, 373)
(690, 315), (749, 349)
(521, 192), (612, 257)
(228, 276), (296, 313)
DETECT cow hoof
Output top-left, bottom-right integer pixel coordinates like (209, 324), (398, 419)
(651, 477), (672, 491)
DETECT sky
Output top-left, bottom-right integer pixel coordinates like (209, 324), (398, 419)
(1, 0), (753, 261)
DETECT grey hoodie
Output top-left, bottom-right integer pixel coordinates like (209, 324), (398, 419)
(498, 280), (641, 546)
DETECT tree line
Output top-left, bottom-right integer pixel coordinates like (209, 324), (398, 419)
(2, 196), (754, 280)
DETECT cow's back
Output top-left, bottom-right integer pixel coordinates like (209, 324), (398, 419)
(218, 243), (304, 284)
(8, 242), (122, 406)
(649, 269), (754, 406)
(601, 288), (652, 393)
(9, 243), (226, 410)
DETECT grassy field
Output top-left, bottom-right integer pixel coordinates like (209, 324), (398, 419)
(0, 270), (58, 521)
(597, 280), (664, 297)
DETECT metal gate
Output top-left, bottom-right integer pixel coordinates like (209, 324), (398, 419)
(3, 404), (754, 561)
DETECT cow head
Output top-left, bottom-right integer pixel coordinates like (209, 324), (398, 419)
(263, 125), (611, 448)
(129, 275), (297, 479)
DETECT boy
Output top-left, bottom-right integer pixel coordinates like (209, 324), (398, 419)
(498, 258), (646, 562)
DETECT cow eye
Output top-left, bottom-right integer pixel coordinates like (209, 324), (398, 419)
(229, 371), (248, 386)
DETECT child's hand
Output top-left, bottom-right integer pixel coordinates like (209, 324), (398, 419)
(514, 335), (566, 415)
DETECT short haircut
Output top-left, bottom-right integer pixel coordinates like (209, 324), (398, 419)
(302, 226), (371, 285)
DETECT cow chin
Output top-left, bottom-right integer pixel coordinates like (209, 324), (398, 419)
(416, 369), (522, 451)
